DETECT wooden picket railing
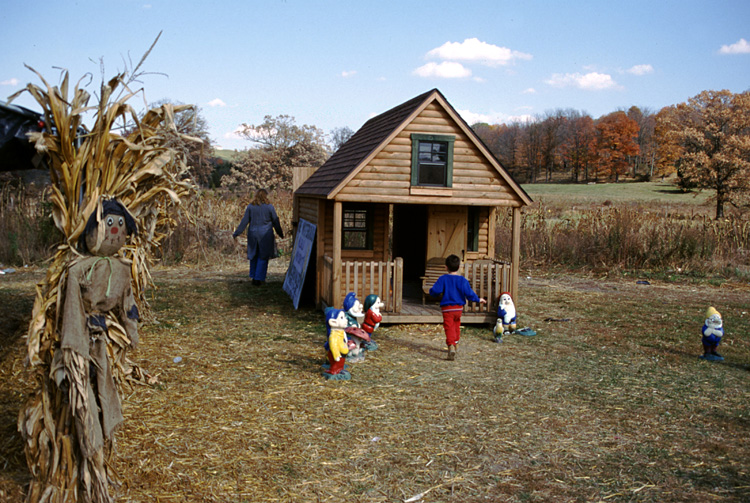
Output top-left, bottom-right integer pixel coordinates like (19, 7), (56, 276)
(462, 259), (512, 313)
(321, 256), (403, 312)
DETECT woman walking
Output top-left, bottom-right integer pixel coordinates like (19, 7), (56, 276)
(233, 189), (284, 285)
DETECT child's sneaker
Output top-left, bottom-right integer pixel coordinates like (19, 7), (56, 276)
(447, 345), (456, 361)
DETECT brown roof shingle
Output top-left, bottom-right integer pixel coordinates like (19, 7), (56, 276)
(295, 89), (438, 197)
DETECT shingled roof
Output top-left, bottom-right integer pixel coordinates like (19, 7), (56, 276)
(295, 89), (438, 197)
(296, 88), (531, 205)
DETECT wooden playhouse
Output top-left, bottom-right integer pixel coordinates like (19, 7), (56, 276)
(293, 89), (532, 323)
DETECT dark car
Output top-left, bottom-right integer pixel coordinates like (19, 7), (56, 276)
(0, 100), (46, 172)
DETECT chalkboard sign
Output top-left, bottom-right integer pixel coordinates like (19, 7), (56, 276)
(283, 218), (316, 309)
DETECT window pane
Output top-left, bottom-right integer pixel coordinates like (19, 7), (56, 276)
(418, 164), (446, 185)
(343, 231), (367, 249)
(343, 208), (371, 249)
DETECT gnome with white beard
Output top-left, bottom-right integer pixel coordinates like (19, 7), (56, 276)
(494, 292), (517, 343)
(700, 306), (724, 362)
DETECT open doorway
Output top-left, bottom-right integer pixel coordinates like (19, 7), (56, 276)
(392, 204), (427, 300)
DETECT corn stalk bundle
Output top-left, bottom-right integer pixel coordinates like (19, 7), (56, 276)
(12, 63), (198, 503)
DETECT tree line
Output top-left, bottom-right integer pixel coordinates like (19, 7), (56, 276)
(169, 89), (748, 219)
(473, 89), (749, 218)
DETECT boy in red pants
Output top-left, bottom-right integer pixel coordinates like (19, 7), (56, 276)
(428, 254), (486, 360)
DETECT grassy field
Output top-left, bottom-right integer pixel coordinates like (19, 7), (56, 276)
(522, 181), (713, 214)
(1, 259), (749, 502)
(213, 148), (244, 161)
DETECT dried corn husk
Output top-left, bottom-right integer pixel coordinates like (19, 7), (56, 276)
(13, 49), (197, 502)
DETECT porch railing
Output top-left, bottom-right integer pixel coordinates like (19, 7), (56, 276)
(463, 259), (512, 314)
(321, 256), (403, 312)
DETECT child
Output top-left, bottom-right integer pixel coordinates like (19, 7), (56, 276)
(428, 254), (486, 360)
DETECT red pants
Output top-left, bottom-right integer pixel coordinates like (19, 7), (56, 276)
(441, 305), (463, 346)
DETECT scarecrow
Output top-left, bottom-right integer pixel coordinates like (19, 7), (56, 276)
(14, 60), (197, 503)
(700, 306), (724, 361)
(49, 198), (140, 500)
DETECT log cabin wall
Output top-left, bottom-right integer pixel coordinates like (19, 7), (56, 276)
(296, 196), (320, 226)
(464, 206), (491, 261)
(321, 201), (389, 262)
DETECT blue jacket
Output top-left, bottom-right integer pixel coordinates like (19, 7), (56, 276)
(233, 203), (283, 260)
(429, 273), (481, 307)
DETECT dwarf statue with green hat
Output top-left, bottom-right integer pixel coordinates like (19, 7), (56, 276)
(700, 306), (724, 362)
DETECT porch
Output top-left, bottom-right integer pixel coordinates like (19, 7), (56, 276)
(320, 255), (511, 324)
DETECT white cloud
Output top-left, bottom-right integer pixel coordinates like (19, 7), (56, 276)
(426, 38), (532, 67)
(413, 61), (472, 79)
(719, 38), (750, 54)
(208, 98), (226, 107)
(546, 72), (619, 90)
(522, 87), (536, 94)
(1, 78), (19, 86)
(627, 64), (654, 75)
(341, 70), (357, 78)
(458, 109), (533, 126)
(224, 126), (245, 140)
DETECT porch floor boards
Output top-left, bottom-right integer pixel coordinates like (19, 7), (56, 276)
(381, 297), (495, 325)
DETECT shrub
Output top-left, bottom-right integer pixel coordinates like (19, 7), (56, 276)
(497, 203), (750, 277)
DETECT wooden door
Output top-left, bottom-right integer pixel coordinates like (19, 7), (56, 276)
(426, 205), (467, 261)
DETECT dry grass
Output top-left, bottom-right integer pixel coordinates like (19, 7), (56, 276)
(2, 260), (749, 502)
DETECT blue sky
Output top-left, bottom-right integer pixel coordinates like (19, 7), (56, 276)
(2, 0), (749, 150)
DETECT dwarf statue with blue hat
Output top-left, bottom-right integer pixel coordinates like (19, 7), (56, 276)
(700, 306), (724, 362)
(322, 308), (353, 380)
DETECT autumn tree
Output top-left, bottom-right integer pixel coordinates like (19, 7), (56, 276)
(539, 110), (566, 182)
(595, 111), (640, 181)
(222, 114), (328, 191)
(663, 90), (750, 218)
(627, 106), (657, 178)
(520, 120), (544, 183)
(654, 105), (683, 180)
(559, 111), (597, 182)
(473, 122), (527, 179)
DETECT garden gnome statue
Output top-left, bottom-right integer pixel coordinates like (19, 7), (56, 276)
(57, 198), (140, 501)
(494, 292), (517, 343)
(322, 308), (352, 380)
(361, 294), (384, 351)
(700, 306), (724, 362)
(342, 292), (371, 363)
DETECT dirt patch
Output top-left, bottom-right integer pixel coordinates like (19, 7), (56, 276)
(2, 264), (749, 502)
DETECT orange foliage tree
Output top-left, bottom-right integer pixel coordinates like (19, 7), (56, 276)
(560, 112), (597, 182)
(595, 111), (640, 181)
(661, 90), (750, 218)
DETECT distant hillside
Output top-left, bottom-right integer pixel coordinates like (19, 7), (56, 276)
(212, 149), (243, 161)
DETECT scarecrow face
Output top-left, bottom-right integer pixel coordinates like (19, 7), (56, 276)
(86, 212), (128, 256)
